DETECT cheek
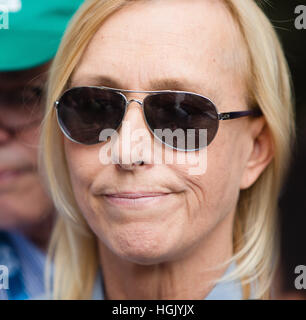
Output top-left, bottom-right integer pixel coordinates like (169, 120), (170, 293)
(204, 124), (249, 208)
(64, 141), (102, 214)
(168, 163), (235, 238)
(170, 128), (247, 232)
(65, 141), (101, 183)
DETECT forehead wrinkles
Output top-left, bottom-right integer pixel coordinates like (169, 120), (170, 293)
(74, 0), (250, 92)
(96, 0), (249, 72)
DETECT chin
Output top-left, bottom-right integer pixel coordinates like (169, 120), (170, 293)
(109, 226), (180, 265)
(118, 248), (173, 266)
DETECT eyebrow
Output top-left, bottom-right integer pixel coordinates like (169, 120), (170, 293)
(69, 74), (218, 101)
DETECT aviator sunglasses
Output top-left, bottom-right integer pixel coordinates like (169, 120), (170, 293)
(54, 86), (262, 151)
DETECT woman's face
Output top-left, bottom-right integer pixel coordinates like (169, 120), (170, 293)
(64, 0), (268, 264)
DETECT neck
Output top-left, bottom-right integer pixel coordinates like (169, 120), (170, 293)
(98, 211), (235, 300)
(18, 210), (55, 252)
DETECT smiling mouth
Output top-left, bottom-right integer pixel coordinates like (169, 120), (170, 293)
(105, 192), (171, 198)
(103, 192), (173, 209)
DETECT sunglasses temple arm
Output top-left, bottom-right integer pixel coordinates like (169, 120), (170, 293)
(218, 109), (263, 120)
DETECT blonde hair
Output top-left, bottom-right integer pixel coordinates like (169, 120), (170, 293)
(40, 0), (295, 299)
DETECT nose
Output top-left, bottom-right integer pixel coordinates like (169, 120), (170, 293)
(112, 98), (153, 171)
(0, 127), (12, 145)
(116, 160), (145, 171)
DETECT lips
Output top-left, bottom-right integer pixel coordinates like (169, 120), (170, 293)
(104, 192), (171, 199)
(102, 191), (173, 209)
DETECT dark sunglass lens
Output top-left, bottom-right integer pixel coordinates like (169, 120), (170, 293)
(56, 87), (126, 145)
(143, 92), (218, 150)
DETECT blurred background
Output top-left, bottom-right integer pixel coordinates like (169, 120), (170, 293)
(262, 0), (306, 299)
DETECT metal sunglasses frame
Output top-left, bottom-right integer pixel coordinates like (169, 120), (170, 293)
(54, 85), (262, 151)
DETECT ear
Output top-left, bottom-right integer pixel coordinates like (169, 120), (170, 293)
(240, 118), (274, 190)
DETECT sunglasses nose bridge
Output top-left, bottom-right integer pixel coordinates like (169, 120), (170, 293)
(126, 98), (143, 108)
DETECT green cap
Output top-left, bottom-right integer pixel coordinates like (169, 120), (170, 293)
(0, 0), (84, 71)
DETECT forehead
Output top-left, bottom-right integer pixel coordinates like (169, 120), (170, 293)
(0, 62), (50, 91)
(72, 0), (247, 104)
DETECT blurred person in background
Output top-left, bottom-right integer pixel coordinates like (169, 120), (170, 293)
(0, 0), (83, 300)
